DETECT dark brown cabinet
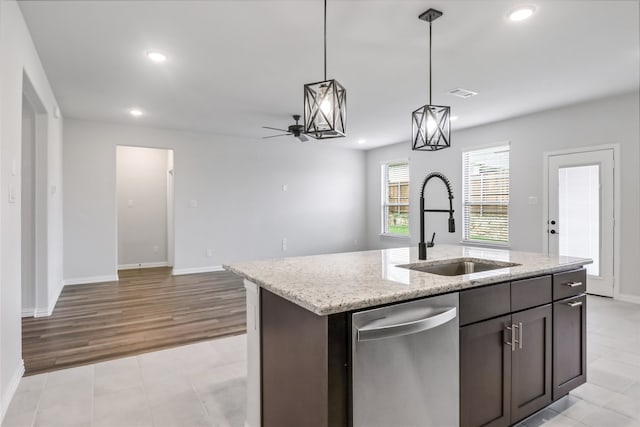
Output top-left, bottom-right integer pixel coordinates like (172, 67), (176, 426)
(460, 315), (512, 427)
(511, 305), (552, 423)
(460, 305), (553, 427)
(553, 294), (587, 400)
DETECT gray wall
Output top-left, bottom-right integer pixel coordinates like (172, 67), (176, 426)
(64, 119), (368, 280)
(366, 91), (640, 299)
(116, 146), (169, 267)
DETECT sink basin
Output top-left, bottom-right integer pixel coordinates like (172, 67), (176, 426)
(398, 258), (520, 276)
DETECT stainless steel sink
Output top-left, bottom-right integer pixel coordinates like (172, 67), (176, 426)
(398, 258), (520, 276)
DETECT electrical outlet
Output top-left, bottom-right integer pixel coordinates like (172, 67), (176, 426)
(190, 199), (198, 208)
(153, 245), (159, 254)
(127, 199), (134, 208)
(206, 248), (213, 257)
(282, 238), (287, 251)
(282, 184), (288, 192)
(8, 185), (16, 204)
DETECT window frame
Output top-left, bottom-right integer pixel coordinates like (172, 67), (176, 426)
(381, 160), (410, 238)
(461, 143), (510, 247)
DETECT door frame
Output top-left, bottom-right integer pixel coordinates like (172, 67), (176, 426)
(114, 145), (175, 272)
(542, 144), (621, 299)
(22, 72), (49, 317)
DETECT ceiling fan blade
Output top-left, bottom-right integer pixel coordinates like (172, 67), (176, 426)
(262, 126), (289, 132)
(262, 133), (291, 139)
(297, 134), (309, 142)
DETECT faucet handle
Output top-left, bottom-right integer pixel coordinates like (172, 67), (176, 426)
(427, 232), (436, 248)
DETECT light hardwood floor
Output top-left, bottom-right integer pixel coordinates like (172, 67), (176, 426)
(22, 267), (246, 375)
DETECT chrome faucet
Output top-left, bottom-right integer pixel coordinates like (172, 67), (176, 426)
(419, 172), (455, 260)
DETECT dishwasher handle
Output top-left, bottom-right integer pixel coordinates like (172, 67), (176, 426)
(356, 307), (457, 342)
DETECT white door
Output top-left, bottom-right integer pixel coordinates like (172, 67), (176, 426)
(547, 149), (614, 297)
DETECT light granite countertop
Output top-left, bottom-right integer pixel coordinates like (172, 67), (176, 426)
(224, 244), (591, 316)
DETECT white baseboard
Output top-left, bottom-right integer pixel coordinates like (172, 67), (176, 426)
(63, 275), (119, 286)
(0, 360), (25, 424)
(616, 293), (640, 305)
(172, 265), (225, 276)
(118, 261), (169, 270)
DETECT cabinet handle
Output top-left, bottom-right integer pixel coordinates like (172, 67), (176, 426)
(505, 324), (519, 352)
(518, 322), (523, 349)
(566, 301), (583, 308)
(563, 281), (583, 288)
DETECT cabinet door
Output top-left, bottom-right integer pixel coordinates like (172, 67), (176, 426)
(553, 295), (587, 400)
(460, 315), (512, 427)
(511, 305), (552, 424)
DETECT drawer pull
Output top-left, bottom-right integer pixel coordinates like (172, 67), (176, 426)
(563, 281), (583, 288)
(566, 301), (583, 308)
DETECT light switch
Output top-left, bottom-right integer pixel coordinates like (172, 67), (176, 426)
(50, 185), (57, 195)
(190, 199), (198, 208)
(282, 184), (288, 192)
(528, 196), (538, 205)
(11, 159), (17, 176)
(127, 199), (134, 208)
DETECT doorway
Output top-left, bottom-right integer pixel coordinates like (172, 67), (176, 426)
(21, 74), (48, 317)
(544, 146), (617, 297)
(116, 146), (174, 271)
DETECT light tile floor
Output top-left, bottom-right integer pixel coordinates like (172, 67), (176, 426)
(2, 334), (247, 427)
(2, 295), (639, 427)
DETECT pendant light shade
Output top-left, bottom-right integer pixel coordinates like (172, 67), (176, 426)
(304, 79), (346, 138)
(412, 104), (450, 150)
(412, 8), (451, 151)
(304, 0), (347, 139)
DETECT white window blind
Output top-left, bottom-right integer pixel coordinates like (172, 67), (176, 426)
(382, 162), (409, 236)
(462, 145), (510, 244)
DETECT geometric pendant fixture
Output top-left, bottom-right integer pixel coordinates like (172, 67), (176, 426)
(412, 8), (451, 151)
(304, 0), (347, 139)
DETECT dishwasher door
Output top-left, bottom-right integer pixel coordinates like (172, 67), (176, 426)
(352, 292), (459, 427)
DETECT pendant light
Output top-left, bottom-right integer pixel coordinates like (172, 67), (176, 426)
(304, 0), (346, 139)
(412, 8), (451, 151)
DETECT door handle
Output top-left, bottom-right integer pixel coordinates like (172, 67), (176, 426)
(566, 301), (583, 308)
(356, 307), (456, 342)
(518, 322), (523, 350)
(505, 324), (519, 351)
(563, 281), (583, 288)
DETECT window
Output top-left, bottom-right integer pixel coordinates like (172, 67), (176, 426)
(462, 145), (510, 244)
(382, 162), (409, 236)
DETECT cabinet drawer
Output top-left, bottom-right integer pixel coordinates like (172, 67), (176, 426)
(553, 269), (586, 301)
(460, 282), (510, 326)
(512, 276), (552, 312)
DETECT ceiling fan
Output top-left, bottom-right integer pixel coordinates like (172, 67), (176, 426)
(262, 115), (309, 142)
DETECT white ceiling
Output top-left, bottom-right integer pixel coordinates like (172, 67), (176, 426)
(19, 0), (640, 149)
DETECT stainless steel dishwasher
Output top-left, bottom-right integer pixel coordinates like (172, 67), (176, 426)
(352, 292), (459, 427)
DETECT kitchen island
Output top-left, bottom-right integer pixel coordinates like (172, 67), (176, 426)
(226, 244), (591, 427)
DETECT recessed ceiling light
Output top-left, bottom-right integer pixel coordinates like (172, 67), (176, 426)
(450, 116), (459, 122)
(145, 51), (167, 63)
(508, 5), (536, 21)
(358, 139), (366, 144)
(129, 109), (143, 117)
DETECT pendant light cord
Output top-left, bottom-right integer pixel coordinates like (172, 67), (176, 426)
(324, 0), (327, 81)
(429, 21), (432, 105)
